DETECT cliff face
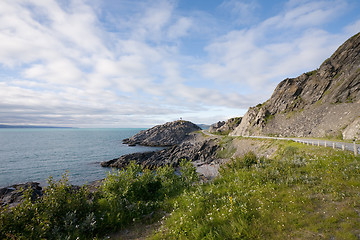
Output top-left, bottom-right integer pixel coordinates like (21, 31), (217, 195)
(123, 120), (201, 146)
(231, 32), (360, 139)
(102, 136), (219, 169)
(209, 117), (242, 135)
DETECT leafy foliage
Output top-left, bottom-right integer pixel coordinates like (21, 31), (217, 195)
(0, 160), (198, 239)
(0, 172), (96, 240)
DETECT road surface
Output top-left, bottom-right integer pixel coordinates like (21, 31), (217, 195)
(202, 130), (359, 155)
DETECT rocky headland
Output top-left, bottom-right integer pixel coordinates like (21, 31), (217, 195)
(230, 32), (360, 140)
(102, 124), (221, 172)
(122, 120), (201, 146)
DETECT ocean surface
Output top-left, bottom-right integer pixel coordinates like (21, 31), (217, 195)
(0, 128), (161, 188)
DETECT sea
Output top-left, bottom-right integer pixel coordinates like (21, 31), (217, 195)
(0, 128), (161, 188)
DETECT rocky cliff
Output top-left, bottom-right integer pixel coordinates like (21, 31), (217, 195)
(209, 117), (242, 135)
(123, 120), (201, 146)
(102, 133), (219, 169)
(104, 120), (219, 174)
(231, 32), (360, 140)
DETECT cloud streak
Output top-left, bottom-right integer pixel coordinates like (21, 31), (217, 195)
(0, 0), (359, 127)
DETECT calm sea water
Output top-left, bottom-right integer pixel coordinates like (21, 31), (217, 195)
(0, 128), (159, 188)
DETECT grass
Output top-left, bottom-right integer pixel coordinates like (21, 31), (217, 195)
(305, 69), (318, 77)
(1, 139), (359, 239)
(216, 136), (236, 158)
(151, 142), (360, 239)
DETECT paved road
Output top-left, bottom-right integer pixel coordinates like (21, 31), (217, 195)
(201, 130), (359, 155)
(244, 135), (360, 155)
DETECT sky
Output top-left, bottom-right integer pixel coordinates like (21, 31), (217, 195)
(0, 0), (359, 128)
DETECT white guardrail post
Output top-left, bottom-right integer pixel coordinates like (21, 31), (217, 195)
(354, 140), (358, 156)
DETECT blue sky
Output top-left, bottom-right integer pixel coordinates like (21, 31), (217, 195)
(0, 0), (359, 127)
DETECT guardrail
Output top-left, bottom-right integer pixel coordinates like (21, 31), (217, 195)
(243, 135), (359, 156)
(293, 139), (359, 156)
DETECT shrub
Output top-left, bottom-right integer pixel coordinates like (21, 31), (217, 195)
(0, 173), (96, 240)
(0, 161), (200, 239)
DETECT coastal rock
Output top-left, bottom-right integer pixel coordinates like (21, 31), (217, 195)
(0, 182), (42, 208)
(231, 32), (360, 139)
(102, 135), (220, 169)
(209, 117), (242, 135)
(122, 120), (201, 146)
(209, 121), (225, 132)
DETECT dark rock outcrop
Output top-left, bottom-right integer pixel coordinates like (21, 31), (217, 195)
(209, 121), (226, 132)
(102, 137), (220, 169)
(123, 120), (201, 146)
(231, 32), (360, 139)
(0, 182), (43, 208)
(209, 117), (242, 135)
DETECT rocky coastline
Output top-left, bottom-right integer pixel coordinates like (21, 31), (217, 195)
(1, 120), (220, 208)
(101, 120), (223, 176)
(102, 120), (222, 171)
(0, 182), (43, 208)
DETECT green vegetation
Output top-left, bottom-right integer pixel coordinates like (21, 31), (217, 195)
(264, 111), (274, 124)
(216, 136), (236, 158)
(334, 71), (342, 79)
(305, 69), (318, 77)
(1, 140), (359, 239)
(321, 57), (330, 66)
(0, 160), (198, 239)
(152, 142), (360, 239)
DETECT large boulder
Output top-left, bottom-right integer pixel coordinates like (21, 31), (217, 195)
(0, 182), (43, 208)
(123, 120), (201, 146)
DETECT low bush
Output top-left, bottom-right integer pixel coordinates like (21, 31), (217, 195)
(0, 173), (96, 240)
(0, 160), (198, 239)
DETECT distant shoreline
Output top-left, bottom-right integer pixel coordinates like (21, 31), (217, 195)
(0, 124), (74, 129)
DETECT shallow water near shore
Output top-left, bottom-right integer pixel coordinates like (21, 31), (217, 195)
(0, 128), (160, 188)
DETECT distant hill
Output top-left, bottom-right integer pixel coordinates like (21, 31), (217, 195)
(231, 32), (360, 140)
(196, 124), (211, 130)
(0, 125), (73, 129)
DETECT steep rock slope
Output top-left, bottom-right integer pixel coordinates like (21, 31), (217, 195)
(123, 120), (201, 146)
(231, 32), (360, 139)
(209, 117), (242, 135)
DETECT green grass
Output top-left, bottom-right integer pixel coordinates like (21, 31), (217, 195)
(151, 142), (360, 239)
(216, 136), (236, 158)
(305, 69), (318, 77)
(1, 140), (359, 239)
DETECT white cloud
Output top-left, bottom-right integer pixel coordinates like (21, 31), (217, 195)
(0, 0), (358, 127)
(167, 17), (192, 39)
(197, 0), (352, 97)
(345, 19), (360, 35)
(220, 0), (259, 25)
